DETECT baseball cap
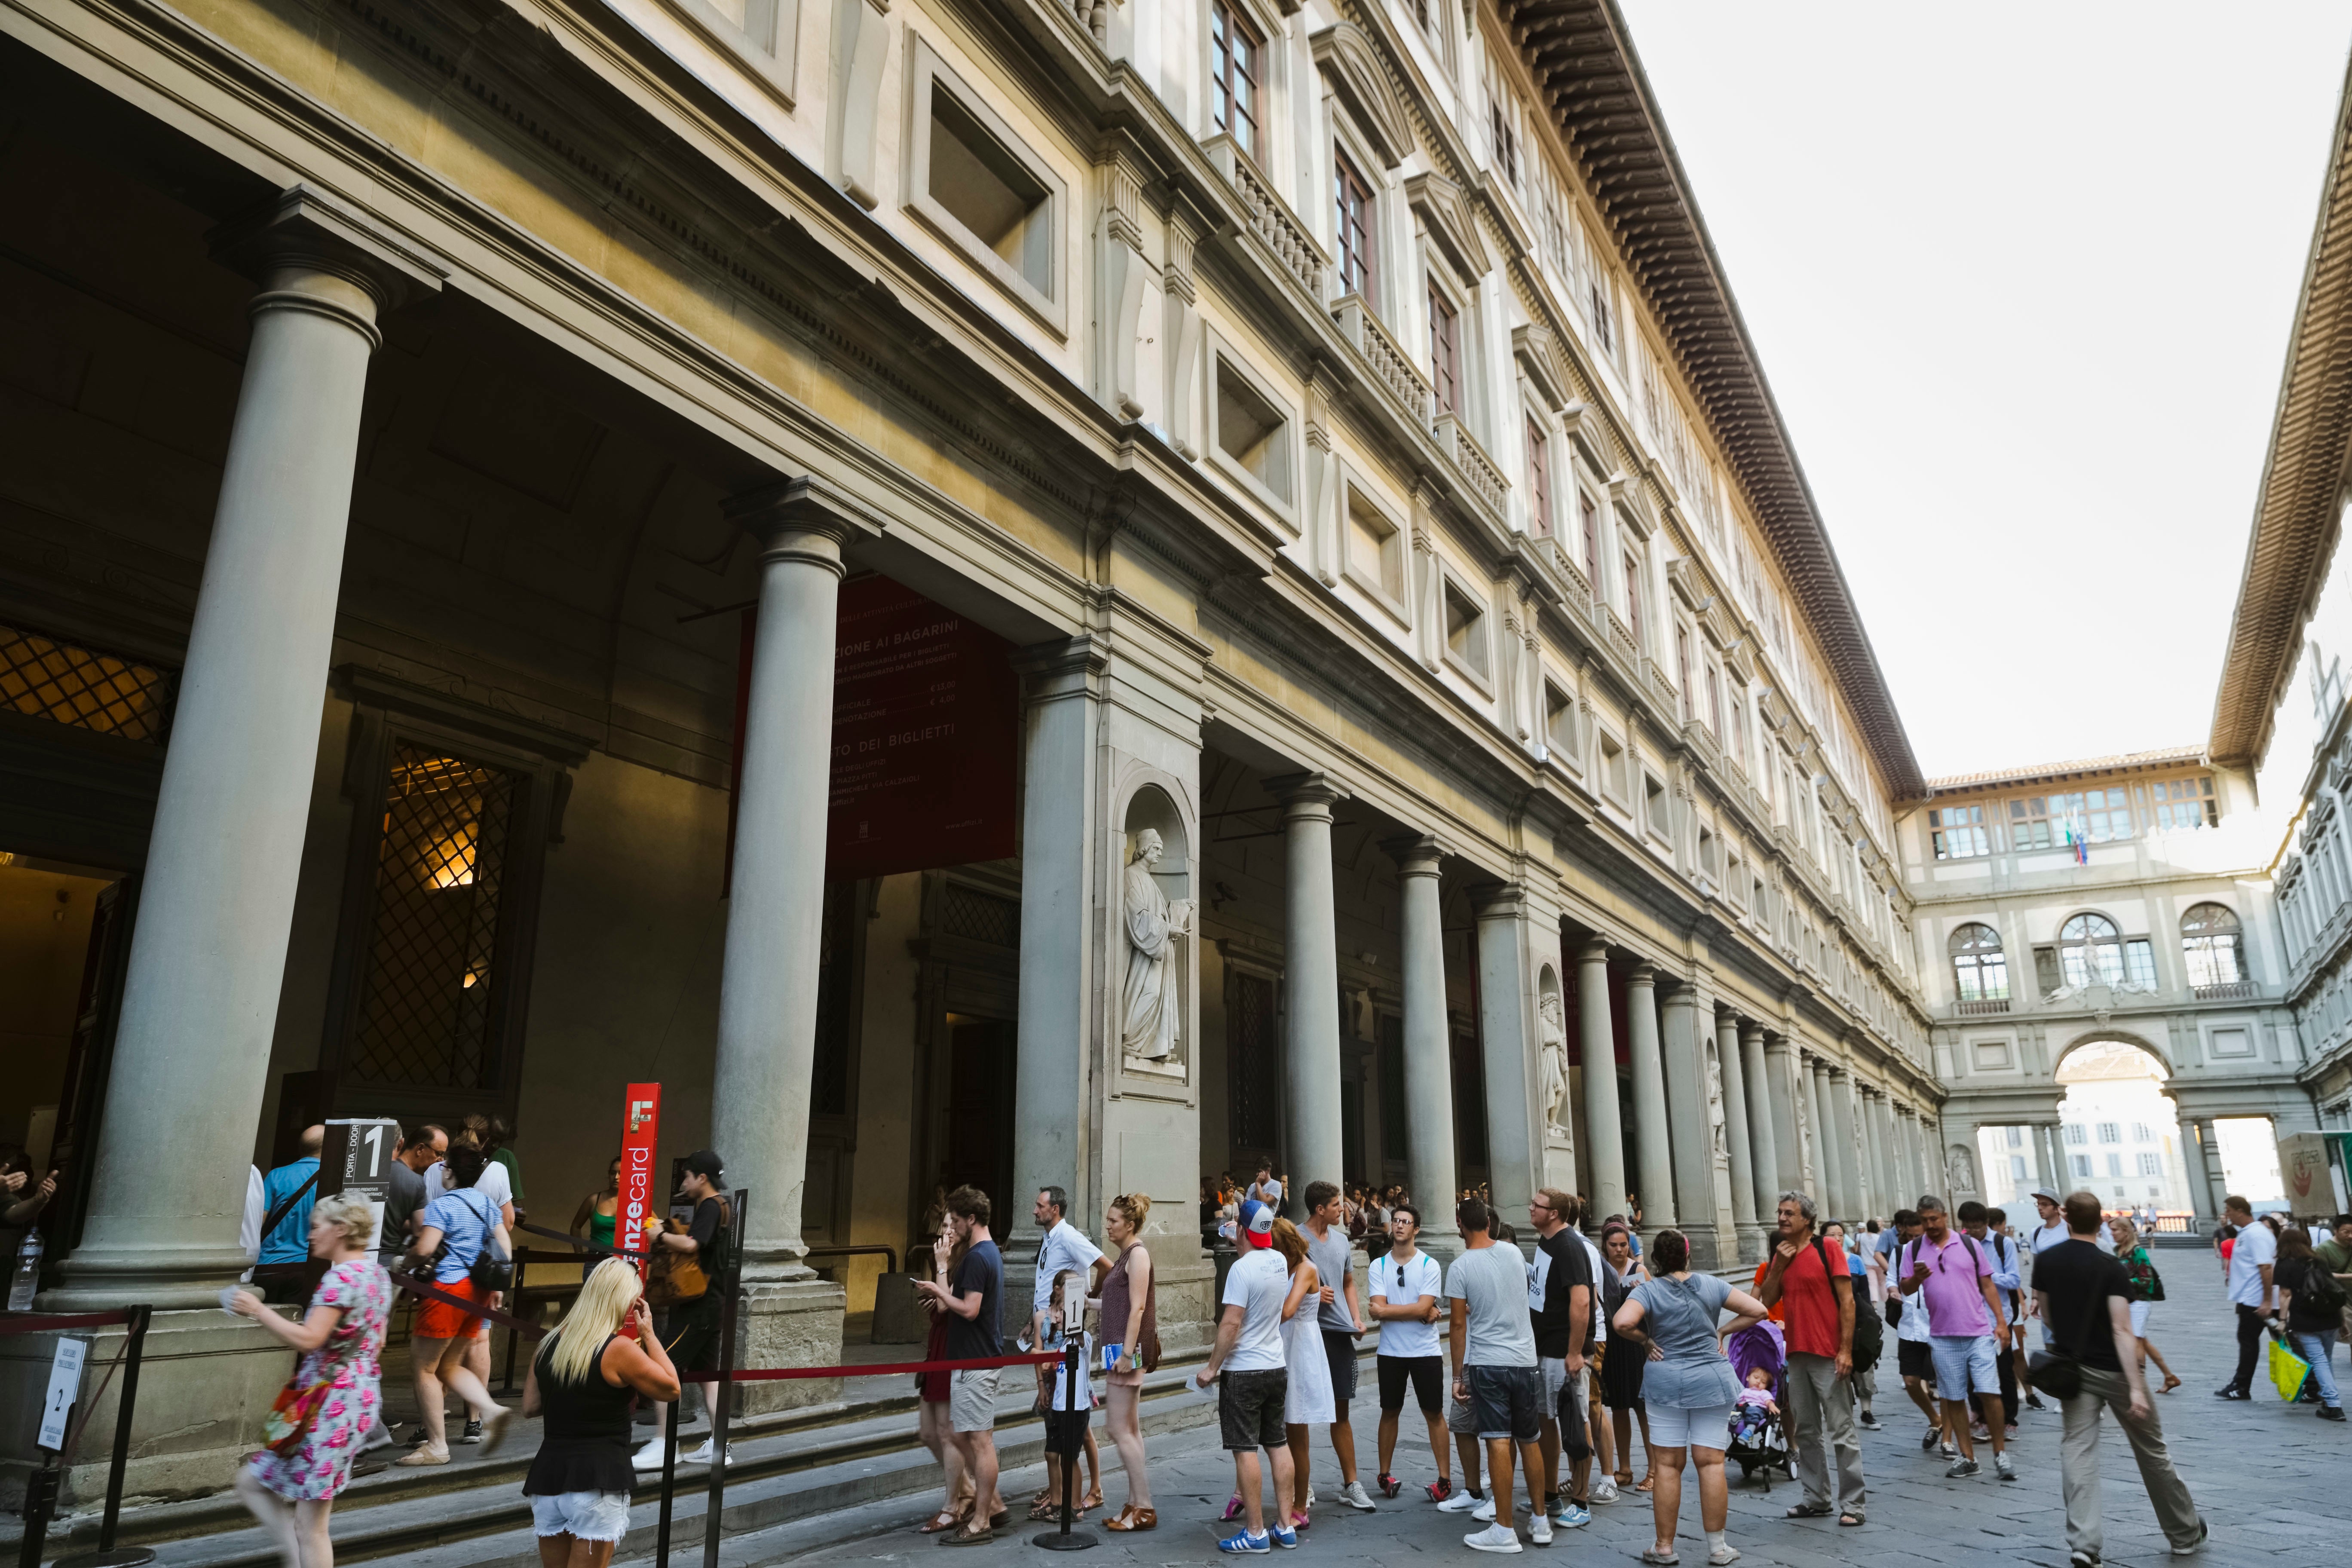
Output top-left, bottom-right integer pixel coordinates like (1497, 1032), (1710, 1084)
(2029, 1186), (2061, 1205)
(1238, 1198), (1274, 1249)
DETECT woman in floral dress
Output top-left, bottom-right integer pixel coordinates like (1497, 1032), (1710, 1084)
(230, 1191), (392, 1567)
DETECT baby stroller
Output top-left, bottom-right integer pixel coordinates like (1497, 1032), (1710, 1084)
(1723, 1320), (1795, 1489)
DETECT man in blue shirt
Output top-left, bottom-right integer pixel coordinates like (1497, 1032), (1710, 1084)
(257, 1124), (322, 1298)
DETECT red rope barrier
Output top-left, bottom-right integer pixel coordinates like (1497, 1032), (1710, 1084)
(676, 1352), (1063, 1382)
(0, 1309), (135, 1335)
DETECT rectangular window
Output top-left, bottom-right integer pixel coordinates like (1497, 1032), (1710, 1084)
(1588, 273), (1614, 356)
(2006, 1126), (2024, 1147)
(1442, 578), (1490, 681)
(1210, 0), (1262, 160)
(1334, 152), (1377, 304)
(2007, 796), (2054, 851)
(1622, 553), (1643, 649)
(1544, 682), (1575, 758)
(1675, 624), (1694, 720)
(1929, 805), (1990, 860)
(1344, 488), (1405, 603)
(2123, 938), (2155, 989)
(2072, 1154), (2092, 1178)
(1580, 491), (1601, 582)
(2132, 1122), (2153, 1142)
(1214, 356), (1293, 502)
(2097, 1122), (2119, 1144)
(1429, 284), (1460, 415)
(1525, 415), (1552, 535)
(2138, 1152), (2162, 1176)
(2105, 1153), (2124, 1177)
(2020, 787), (2133, 845)
(2147, 775), (2218, 830)
(2065, 1123), (2087, 1145)
(1706, 662), (1724, 738)
(1644, 773), (1669, 841)
(0, 621), (177, 743)
(1599, 732), (1628, 802)
(2010, 1155), (2027, 1180)
(1489, 95), (1518, 186)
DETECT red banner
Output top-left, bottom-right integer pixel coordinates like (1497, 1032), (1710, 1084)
(826, 576), (1017, 880)
(619, 1084), (662, 1277)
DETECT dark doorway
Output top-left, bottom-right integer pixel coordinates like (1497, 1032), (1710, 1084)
(942, 1014), (1017, 1216)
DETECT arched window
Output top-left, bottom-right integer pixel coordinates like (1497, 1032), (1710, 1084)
(2058, 913), (2125, 988)
(2180, 903), (2245, 989)
(1949, 922), (2007, 1003)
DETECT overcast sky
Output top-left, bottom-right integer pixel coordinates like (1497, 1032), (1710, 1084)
(1614, 3), (2352, 783)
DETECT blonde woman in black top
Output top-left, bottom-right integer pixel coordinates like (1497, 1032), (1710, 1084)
(522, 1258), (680, 1566)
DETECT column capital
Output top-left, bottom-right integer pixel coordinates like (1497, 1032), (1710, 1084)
(1012, 633), (1110, 695)
(1265, 770), (1349, 816)
(210, 184), (446, 345)
(1468, 879), (1528, 918)
(1384, 832), (1447, 877)
(1576, 938), (1612, 966)
(1739, 1018), (1766, 1045)
(728, 475), (885, 569)
(1625, 961), (1657, 986)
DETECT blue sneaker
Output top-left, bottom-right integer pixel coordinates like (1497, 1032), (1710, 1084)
(1553, 1500), (1591, 1529)
(1218, 1530), (1271, 1555)
(1269, 1523), (1298, 1550)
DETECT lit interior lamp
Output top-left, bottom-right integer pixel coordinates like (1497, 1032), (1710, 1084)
(462, 964), (487, 990)
(426, 824), (478, 889)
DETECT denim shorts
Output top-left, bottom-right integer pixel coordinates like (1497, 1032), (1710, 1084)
(531, 1491), (631, 1542)
(1466, 1363), (1542, 1442)
(1928, 1335), (1999, 1401)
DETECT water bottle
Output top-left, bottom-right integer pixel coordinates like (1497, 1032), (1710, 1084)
(8, 1231), (40, 1311)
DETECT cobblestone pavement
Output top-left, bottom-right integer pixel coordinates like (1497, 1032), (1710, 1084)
(722, 1270), (2346, 1568)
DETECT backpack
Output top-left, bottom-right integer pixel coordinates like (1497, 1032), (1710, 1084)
(1812, 1237), (1881, 1368)
(2300, 1257), (2350, 1318)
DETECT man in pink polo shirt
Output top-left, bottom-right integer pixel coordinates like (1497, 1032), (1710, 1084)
(1894, 1195), (2013, 1482)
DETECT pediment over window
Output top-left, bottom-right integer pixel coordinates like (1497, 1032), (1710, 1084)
(1513, 324), (1573, 413)
(1312, 23), (1413, 168)
(1407, 171), (1490, 279)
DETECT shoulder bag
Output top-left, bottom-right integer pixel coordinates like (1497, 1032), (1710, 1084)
(2023, 1258), (2105, 1402)
(465, 1189), (513, 1293)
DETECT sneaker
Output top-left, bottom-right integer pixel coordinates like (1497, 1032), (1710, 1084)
(2171, 1517), (2208, 1556)
(1378, 1473), (1402, 1499)
(2069, 1550), (2101, 1567)
(1439, 1488), (1485, 1513)
(683, 1440), (732, 1466)
(1269, 1523), (1298, 1550)
(1994, 1452), (2017, 1483)
(2321, 1406), (2349, 1421)
(1856, 1412), (1882, 1432)
(1471, 1495), (1497, 1522)
(1425, 1479), (1455, 1504)
(631, 1439), (667, 1470)
(2213, 1386), (2251, 1400)
(1969, 1424), (1990, 1443)
(1944, 1458), (1980, 1479)
(1938, 1442), (1957, 1460)
(1920, 1425), (1941, 1451)
(1553, 1501), (1591, 1529)
(1589, 1476), (1619, 1504)
(1216, 1530), (1270, 1555)
(1341, 1480), (1377, 1512)
(1529, 1514), (1553, 1547)
(2004, 1425), (2019, 1439)
(2025, 1395), (2049, 1412)
(1463, 1523), (1523, 1554)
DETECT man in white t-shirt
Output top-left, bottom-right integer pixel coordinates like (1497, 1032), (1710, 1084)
(1027, 1186), (1108, 1511)
(1369, 1204), (1448, 1501)
(1196, 1200), (1298, 1552)
(1246, 1161), (1285, 1213)
(2216, 1195), (2278, 1400)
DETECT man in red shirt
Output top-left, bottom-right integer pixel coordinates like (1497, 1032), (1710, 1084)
(1755, 1190), (1864, 1526)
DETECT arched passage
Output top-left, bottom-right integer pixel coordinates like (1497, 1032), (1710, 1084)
(2046, 1040), (2194, 1224)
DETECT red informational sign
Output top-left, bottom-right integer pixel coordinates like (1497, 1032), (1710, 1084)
(825, 575), (1017, 880)
(619, 1084), (662, 1276)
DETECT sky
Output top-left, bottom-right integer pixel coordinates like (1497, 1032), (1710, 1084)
(1614, 3), (2352, 783)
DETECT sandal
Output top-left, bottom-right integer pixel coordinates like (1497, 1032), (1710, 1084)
(1839, 1510), (1865, 1527)
(1027, 1498), (1059, 1522)
(1783, 1503), (1833, 1519)
(1103, 1505), (1158, 1532)
(1634, 1473), (1656, 1494)
(919, 1510), (964, 1535)
(1078, 1489), (1104, 1512)
(2160, 1375), (2182, 1394)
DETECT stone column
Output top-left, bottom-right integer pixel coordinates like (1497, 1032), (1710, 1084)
(2183, 1118), (2220, 1227)
(1895, 1104), (1924, 1204)
(1473, 884), (1540, 1223)
(1272, 773), (1348, 1199)
(1739, 1022), (1780, 1223)
(1714, 1009), (1761, 1257)
(1577, 942), (1627, 1225)
(710, 479), (877, 1399)
(1806, 1061), (1843, 1221)
(53, 190), (438, 1310)
(1624, 964), (1677, 1228)
(1869, 1091), (1899, 1218)
(1659, 982), (1728, 1265)
(1390, 837), (1459, 1247)
(1859, 1087), (1890, 1223)
(1828, 1068), (1864, 1222)
(1009, 637), (1104, 1256)
(1763, 1032), (1806, 1197)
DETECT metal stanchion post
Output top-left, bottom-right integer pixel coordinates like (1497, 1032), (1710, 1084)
(655, 1400), (680, 1568)
(57, 1303), (157, 1568)
(17, 1452), (60, 1568)
(701, 1188), (746, 1568)
(1032, 1339), (1096, 1550)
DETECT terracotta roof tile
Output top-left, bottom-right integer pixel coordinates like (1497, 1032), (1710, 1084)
(1924, 745), (2207, 794)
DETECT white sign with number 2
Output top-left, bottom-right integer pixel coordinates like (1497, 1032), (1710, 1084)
(39, 1336), (88, 1451)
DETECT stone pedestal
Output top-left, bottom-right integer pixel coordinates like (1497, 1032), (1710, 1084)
(735, 1278), (850, 1416)
(871, 1272), (925, 1344)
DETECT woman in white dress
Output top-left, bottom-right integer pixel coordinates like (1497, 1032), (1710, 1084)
(1273, 1217), (1332, 1531)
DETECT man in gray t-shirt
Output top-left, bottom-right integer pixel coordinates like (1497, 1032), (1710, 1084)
(1446, 1198), (1548, 1549)
(1302, 1182), (1373, 1509)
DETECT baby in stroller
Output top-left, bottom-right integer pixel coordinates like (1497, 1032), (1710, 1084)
(1723, 1321), (1795, 1488)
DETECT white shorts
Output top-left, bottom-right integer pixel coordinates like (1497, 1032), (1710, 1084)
(531, 1491), (631, 1542)
(1538, 1356), (1587, 1409)
(2128, 1300), (2151, 1338)
(1644, 1400), (1733, 1452)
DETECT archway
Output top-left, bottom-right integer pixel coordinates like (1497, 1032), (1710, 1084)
(2049, 1041), (2188, 1223)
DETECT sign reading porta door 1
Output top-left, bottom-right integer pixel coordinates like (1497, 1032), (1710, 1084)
(620, 1083), (662, 1276)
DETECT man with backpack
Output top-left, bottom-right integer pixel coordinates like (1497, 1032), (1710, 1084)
(1755, 1190), (1867, 1527)
(1961, 1203), (2022, 1438)
(1897, 1196), (2013, 1481)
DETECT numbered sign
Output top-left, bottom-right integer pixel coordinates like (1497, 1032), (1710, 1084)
(325, 1118), (401, 1254)
(38, 1336), (87, 1451)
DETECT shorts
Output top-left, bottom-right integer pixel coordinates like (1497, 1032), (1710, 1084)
(1897, 1339), (1932, 1382)
(530, 1490), (631, 1542)
(414, 1277), (487, 1340)
(1378, 1354), (1444, 1414)
(1538, 1356), (1587, 1412)
(1321, 1329), (1359, 1405)
(1544, 1360), (1592, 1459)
(2128, 1300), (2151, 1338)
(1645, 1400), (1733, 1452)
(1219, 1367), (1289, 1452)
(1446, 1388), (1477, 1436)
(1467, 1363), (1543, 1443)
(1929, 1335), (2000, 1401)
(662, 1292), (722, 1375)
(949, 1366), (1001, 1433)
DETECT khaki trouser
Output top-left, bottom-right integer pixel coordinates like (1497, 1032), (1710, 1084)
(2060, 1364), (2201, 1559)
(1784, 1351), (1865, 1514)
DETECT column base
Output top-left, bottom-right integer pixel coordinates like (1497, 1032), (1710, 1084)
(0, 1308), (288, 1511)
(1734, 1224), (1774, 1271)
(1681, 1225), (1732, 1273)
(733, 1275), (849, 1417)
(1146, 1247), (1218, 1358)
(42, 1241), (257, 1313)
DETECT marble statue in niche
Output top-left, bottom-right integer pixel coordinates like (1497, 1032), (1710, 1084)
(1538, 987), (1570, 1136)
(1704, 1044), (1729, 1165)
(1945, 1142), (1978, 1200)
(1121, 827), (1192, 1064)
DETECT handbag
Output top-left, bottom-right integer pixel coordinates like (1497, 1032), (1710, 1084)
(463, 1191), (512, 1293)
(261, 1372), (334, 1456)
(2268, 1332), (2311, 1403)
(2023, 1256), (2100, 1402)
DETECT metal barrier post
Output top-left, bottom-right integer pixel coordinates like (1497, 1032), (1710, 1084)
(654, 1403), (680, 1568)
(16, 1452), (60, 1568)
(701, 1188), (747, 1568)
(1033, 1338), (1096, 1550)
(56, 1302), (157, 1568)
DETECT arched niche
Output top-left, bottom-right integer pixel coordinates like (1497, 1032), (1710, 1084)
(1535, 963), (1568, 1143)
(1115, 778), (1195, 1083)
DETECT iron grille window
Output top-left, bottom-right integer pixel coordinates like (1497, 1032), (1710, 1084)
(0, 622), (175, 743)
(1429, 283), (1460, 416)
(1229, 970), (1279, 1152)
(1210, 0), (1263, 160)
(940, 882), (1020, 946)
(348, 747), (518, 1088)
(1334, 152), (1378, 305)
